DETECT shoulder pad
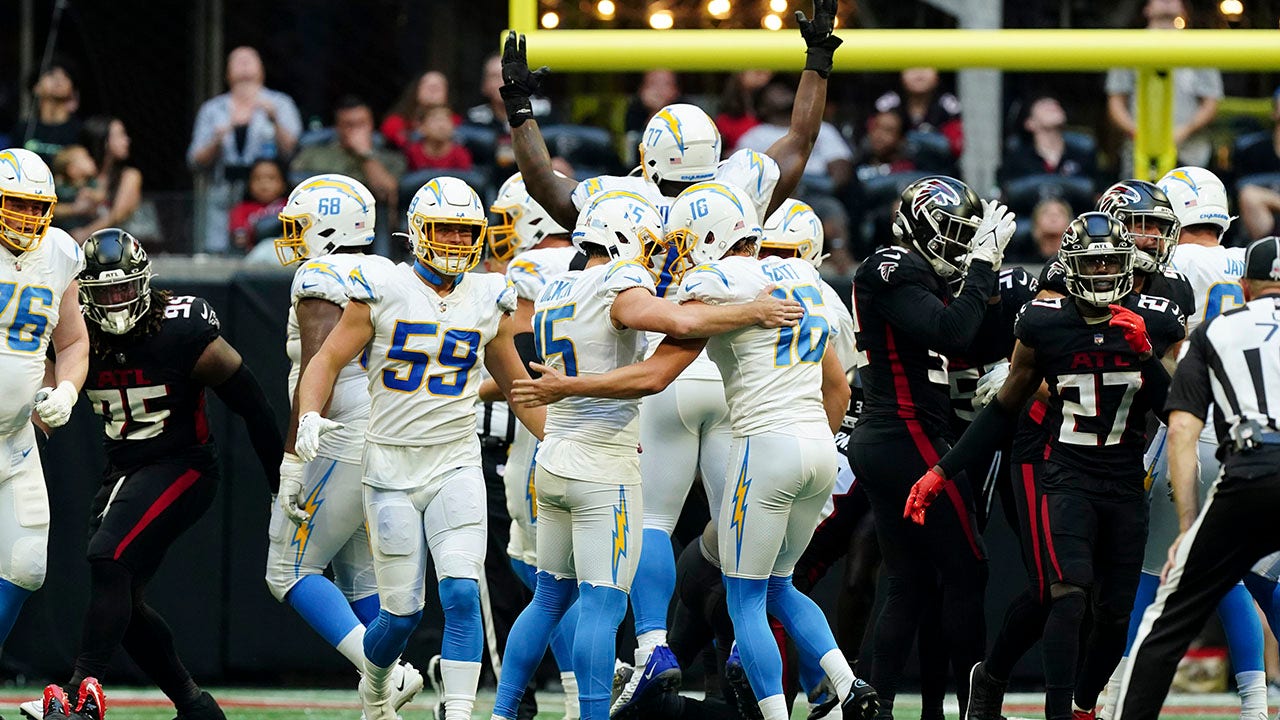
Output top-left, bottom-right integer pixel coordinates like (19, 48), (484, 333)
(859, 246), (928, 287)
(599, 260), (655, 303)
(164, 295), (221, 332)
(293, 259), (349, 305)
(677, 262), (734, 305)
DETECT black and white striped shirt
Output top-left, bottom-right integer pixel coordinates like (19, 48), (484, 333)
(1167, 295), (1280, 451)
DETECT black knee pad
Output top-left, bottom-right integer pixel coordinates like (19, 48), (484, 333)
(1049, 583), (1088, 620)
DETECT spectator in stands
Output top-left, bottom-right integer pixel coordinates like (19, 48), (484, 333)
(737, 80), (853, 195)
(405, 105), (473, 171)
(382, 71), (458, 152)
(1106, 0), (1221, 172)
(853, 111), (916, 181)
(228, 158), (289, 251)
(292, 95), (404, 205)
(716, 70), (773, 153)
(624, 70), (684, 165)
(1001, 95), (1097, 182)
(13, 61), (82, 163)
(1031, 197), (1072, 260)
(875, 68), (963, 158)
(1236, 88), (1280, 240)
(465, 53), (552, 170)
(188, 46), (302, 253)
(51, 144), (102, 231)
(69, 115), (143, 243)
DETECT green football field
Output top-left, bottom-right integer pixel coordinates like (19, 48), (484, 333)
(0, 689), (1253, 719)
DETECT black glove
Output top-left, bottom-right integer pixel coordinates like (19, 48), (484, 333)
(796, 0), (842, 79)
(499, 31), (550, 128)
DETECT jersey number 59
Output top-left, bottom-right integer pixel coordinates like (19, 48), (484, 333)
(383, 321), (479, 396)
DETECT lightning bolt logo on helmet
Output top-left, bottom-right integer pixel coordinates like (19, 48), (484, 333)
(911, 178), (962, 219)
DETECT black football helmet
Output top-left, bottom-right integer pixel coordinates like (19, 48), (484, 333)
(80, 228), (153, 335)
(1059, 212), (1135, 307)
(892, 175), (982, 279)
(1096, 180), (1180, 273)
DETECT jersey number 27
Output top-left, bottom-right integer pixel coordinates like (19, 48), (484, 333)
(1055, 371), (1142, 446)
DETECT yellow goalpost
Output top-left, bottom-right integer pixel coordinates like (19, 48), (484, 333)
(506, 0), (1280, 179)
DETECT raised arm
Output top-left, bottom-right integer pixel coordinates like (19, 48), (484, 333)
(610, 287), (802, 338)
(501, 32), (581, 229)
(511, 336), (706, 407)
(763, 0), (843, 216)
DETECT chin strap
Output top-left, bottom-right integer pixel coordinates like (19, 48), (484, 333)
(413, 260), (455, 286)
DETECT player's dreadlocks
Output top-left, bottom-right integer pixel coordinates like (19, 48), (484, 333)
(88, 288), (170, 358)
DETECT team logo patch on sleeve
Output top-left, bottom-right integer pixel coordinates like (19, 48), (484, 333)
(878, 261), (899, 282)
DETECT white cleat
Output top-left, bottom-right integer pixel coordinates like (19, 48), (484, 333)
(390, 661), (425, 711)
(18, 699), (41, 719)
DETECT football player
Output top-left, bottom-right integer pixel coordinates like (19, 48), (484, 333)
(909, 213), (1185, 720)
(264, 175), (424, 712)
(29, 229), (282, 720)
(294, 177), (545, 720)
(511, 182), (877, 720)
(1100, 167), (1267, 720)
(491, 189), (805, 720)
(488, 171), (581, 719)
(0, 147), (88, 696)
(501, 13), (841, 704)
(847, 175), (1012, 716)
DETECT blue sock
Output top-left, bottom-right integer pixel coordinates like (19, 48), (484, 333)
(0, 578), (32, 645)
(511, 557), (537, 591)
(1123, 572), (1160, 655)
(438, 577), (482, 663)
(1245, 572), (1280, 638)
(363, 609), (424, 668)
(764, 576), (839, 672)
(1219, 581), (1265, 673)
(575, 582), (628, 720)
(632, 528), (676, 635)
(724, 575), (783, 700)
(494, 572), (576, 718)
(549, 585), (580, 674)
(285, 575), (363, 647)
(350, 593), (381, 626)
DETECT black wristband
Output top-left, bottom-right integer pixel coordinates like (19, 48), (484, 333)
(805, 47), (835, 79)
(500, 85), (534, 128)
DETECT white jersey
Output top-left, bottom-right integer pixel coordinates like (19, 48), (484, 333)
(820, 281), (857, 373)
(677, 255), (838, 438)
(507, 245), (578, 302)
(0, 228), (84, 436)
(535, 259), (653, 483)
(347, 258), (516, 447)
(286, 255), (371, 464)
(1170, 243), (1247, 332)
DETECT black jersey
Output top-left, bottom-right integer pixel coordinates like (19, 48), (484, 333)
(852, 246), (998, 440)
(84, 296), (222, 473)
(948, 266), (1039, 425)
(1040, 255), (1194, 325)
(1014, 293), (1185, 497)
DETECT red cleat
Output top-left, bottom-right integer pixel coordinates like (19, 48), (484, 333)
(1072, 709), (1097, 720)
(41, 684), (71, 718)
(72, 677), (106, 720)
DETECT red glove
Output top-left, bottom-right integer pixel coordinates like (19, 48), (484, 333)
(1108, 304), (1152, 355)
(904, 468), (947, 525)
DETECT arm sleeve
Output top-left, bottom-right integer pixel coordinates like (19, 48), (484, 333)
(937, 398), (1020, 478)
(1165, 328), (1213, 421)
(1141, 353), (1173, 424)
(212, 363), (284, 494)
(875, 260), (998, 356)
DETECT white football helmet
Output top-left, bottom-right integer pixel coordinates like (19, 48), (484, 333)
(716, 149), (779, 219)
(639, 103), (722, 186)
(0, 148), (57, 253)
(488, 172), (569, 263)
(275, 174), (376, 266)
(761, 199), (824, 267)
(1158, 166), (1234, 236)
(668, 182), (762, 267)
(571, 190), (665, 269)
(407, 176), (488, 275)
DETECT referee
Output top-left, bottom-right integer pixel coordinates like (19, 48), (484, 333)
(1114, 235), (1280, 720)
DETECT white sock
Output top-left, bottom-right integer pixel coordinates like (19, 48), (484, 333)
(561, 671), (580, 720)
(1100, 657), (1126, 720)
(336, 625), (366, 669)
(441, 658), (482, 720)
(635, 630), (667, 667)
(819, 648), (854, 701)
(759, 694), (789, 720)
(363, 657), (394, 695)
(1237, 670), (1268, 718)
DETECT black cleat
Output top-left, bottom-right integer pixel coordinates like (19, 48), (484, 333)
(809, 677), (879, 720)
(966, 662), (1007, 720)
(724, 644), (763, 720)
(172, 691), (226, 720)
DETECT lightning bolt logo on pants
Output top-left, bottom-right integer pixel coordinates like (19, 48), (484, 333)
(730, 440), (752, 567)
(612, 486), (629, 584)
(526, 458), (538, 524)
(291, 461), (336, 574)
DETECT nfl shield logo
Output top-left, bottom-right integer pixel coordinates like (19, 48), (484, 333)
(1094, 333), (1104, 345)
